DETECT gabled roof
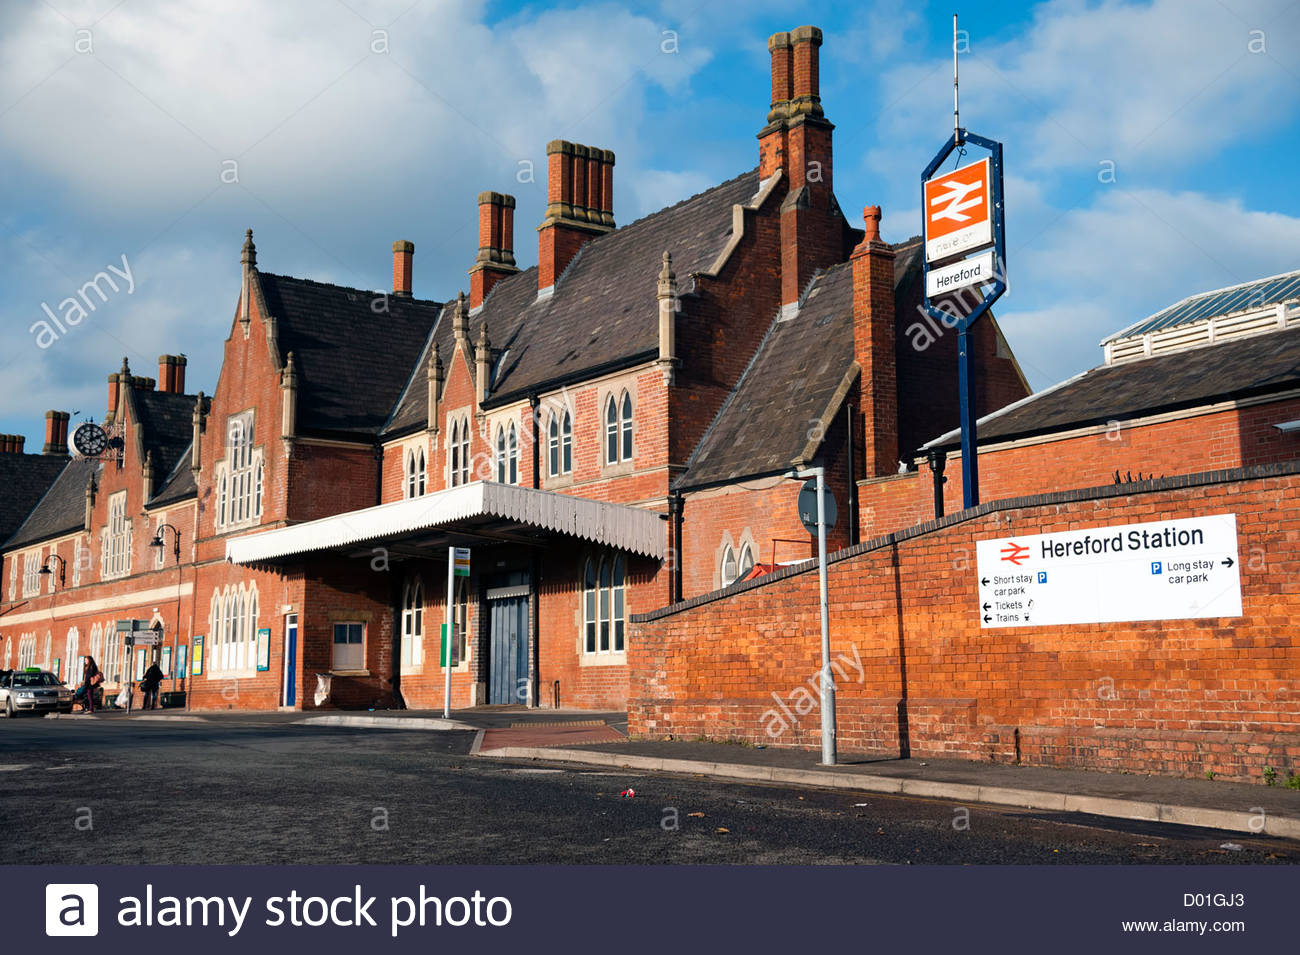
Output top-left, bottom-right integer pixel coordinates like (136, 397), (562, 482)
(675, 239), (923, 489)
(4, 458), (98, 550)
(0, 453), (69, 548)
(383, 169), (762, 436)
(925, 324), (1300, 452)
(257, 273), (443, 438)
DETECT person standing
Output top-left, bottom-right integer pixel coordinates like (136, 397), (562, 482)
(82, 656), (101, 714)
(141, 660), (164, 710)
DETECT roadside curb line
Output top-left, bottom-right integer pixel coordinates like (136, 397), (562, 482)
(298, 715), (473, 731)
(477, 746), (1300, 840)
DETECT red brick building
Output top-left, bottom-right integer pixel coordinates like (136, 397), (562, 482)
(0, 24), (1027, 713)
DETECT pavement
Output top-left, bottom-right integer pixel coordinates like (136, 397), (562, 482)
(39, 705), (1300, 840)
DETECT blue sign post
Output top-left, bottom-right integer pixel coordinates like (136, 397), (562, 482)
(920, 15), (1007, 510)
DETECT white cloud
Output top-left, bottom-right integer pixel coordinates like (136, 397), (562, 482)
(998, 186), (1300, 387)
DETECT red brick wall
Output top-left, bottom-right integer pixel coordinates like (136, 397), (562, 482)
(630, 465), (1300, 782)
(862, 397), (1300, 538)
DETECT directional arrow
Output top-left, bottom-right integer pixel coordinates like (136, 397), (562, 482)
(982, 614), (991, 623)
(1221, 557), (1234, 568)
(982, 602), (991, 611)
(981, 577), (990, 586)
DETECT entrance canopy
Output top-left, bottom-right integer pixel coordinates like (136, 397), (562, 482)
(225, 481), (667, 565)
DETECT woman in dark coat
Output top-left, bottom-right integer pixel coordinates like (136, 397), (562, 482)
(81, 656), (100, 713)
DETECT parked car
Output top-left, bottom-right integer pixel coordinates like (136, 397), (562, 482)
(0, 669), (74, 717)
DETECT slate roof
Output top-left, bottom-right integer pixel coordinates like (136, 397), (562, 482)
(675, 238), (924, 489)
(0, 453), (69, 548)
(384, 169), (763, 436)
(130, 389), (197, 482)
(257, 273), (443, 438)
(4, 458), (98, 550)
(925, 325), (1300, 452)
(150, 448), (197, 508)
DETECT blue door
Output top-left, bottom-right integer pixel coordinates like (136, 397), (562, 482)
(283, 614), (297, 707)
(488, 575), (529, 705)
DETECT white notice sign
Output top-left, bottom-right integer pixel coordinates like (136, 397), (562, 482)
(975, 514), (1242, 628)
(926, 250), (997, 298)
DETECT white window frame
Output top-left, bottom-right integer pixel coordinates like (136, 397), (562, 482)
(332, 621), (365, 672)
(495, 421), (518, 485)
(153, 513), (167, 569)
(405, 446), (427, 499)
(215, 411), (263, 531)
(448, 414), (471, 487)
(604, 390), (634, 465)
(400, 579), (424, 672)
(582, 552), (627, 656)
(22, 550), (41, 598)
(547, 409), (573, 478)
(103, 491), (131, 579)
(720, 544), (738, 587)
(72, 537), (83, 588)
(17, 634), (36, 670)
(208, 583), (259, 676)
(64, 627), (79, 684)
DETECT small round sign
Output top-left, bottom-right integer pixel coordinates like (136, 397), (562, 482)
(797, 479), (837, 534)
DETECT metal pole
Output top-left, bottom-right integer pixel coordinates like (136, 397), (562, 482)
(958, 322), (980, 508)
(953, 14), (960, 139)
(443, 546), (454, 719)
(815, 467), (836, 765)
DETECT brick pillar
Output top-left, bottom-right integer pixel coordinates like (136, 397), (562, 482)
(852, 205), (898, 478)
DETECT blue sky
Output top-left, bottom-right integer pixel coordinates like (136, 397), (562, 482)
(1, 0), (1298, 443)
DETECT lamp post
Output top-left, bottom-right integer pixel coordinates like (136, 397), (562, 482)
(149, 523), (182, 693)
(38, 554), (66, 590)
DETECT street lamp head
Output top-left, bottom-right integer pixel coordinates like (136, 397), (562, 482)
(38, 564), (50, 576)
(149, 534), (164, 549)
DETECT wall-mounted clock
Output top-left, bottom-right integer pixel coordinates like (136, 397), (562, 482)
(72, 422), (108, 457)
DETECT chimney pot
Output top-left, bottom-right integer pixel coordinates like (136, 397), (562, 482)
(43, 411), (69, 455)
(393, 240), (414, 297)
(470, 192), (520, 308)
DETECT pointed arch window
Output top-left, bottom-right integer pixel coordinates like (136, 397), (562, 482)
(605, 391), (633, 465)
(449, 415), (471, 487)
(721, 544), (738, 587)
(548, 409), (573, 477)
(496, 422), (518, 484)
(401, 579), (424, 670)
(406, 446), (427, 498)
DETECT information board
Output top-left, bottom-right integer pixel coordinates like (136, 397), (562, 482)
(975, 514), (1242, 628)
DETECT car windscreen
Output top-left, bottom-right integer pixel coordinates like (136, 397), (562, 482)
(11, 672), (59, 687)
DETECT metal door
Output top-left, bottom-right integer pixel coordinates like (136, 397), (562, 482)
(488, 575), (529, 705)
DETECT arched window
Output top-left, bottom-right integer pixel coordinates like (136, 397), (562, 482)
(604, 396), (618, 464)
(738, 543), (755, 581)
(406, 447), (426, 498)
(548, 410), (573, 477)
(605, 392), (633, 464)
(721, 545), (738, 587)
(449, 415), (471, 486)
(620, 391), (633, 461)
(65, 627), (79, 683)
(401, 579), (424, 670)
(583, 558), (597, 653)
(561, 410), (573, 473)
(583, 551), (628, 655)
(507, 423), (518, 484)
(548, 414), (559, 477)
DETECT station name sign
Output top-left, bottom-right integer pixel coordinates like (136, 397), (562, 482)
(975, 514), (1242, 628)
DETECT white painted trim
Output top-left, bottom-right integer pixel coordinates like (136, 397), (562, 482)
(1, 581), (195, 626)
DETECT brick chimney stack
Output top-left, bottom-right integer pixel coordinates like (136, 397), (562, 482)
(0, 435), (24, 454)
(106, 356), (130, 424)
(43, 411), (70, 455)
(538, 140), (614, 291)
(759, 26), (840, 307)
(470, 192), (520, 308)
(158, 354), (188, 394)
(852, 205), (898, 479)
(393, 240), (414, 297)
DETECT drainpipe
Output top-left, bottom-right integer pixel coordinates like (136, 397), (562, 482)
(926, 449), (947, 520)
(528, 394), (540, 489)
(669, 491), (684, 603)
(845, 405), (857, 546)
